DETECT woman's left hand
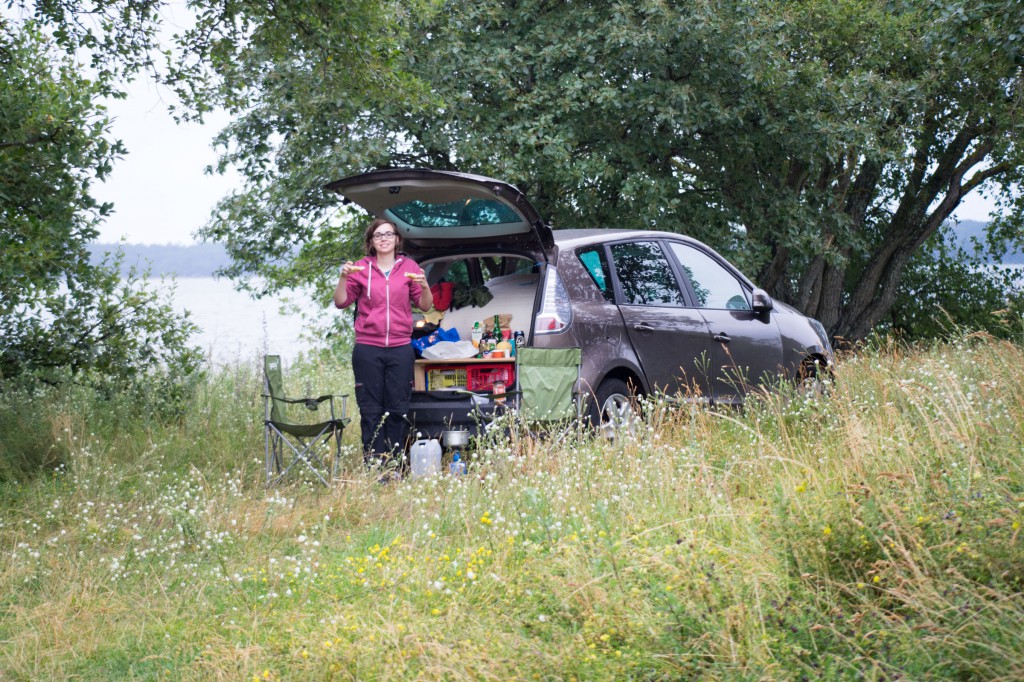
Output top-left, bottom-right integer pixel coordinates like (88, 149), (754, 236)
(405, 271), (427, 286)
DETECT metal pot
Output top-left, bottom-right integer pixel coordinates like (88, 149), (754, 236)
(442, 429), (470, 448)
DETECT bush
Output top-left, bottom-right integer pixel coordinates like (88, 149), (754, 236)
(892, 225), (1024, 340)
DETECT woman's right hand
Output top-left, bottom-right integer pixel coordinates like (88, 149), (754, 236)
(340, 261), (365, 277)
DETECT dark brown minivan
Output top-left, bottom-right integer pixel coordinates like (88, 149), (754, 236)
(326, 168), (833, 438)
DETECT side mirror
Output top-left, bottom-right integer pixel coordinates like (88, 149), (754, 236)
(751, 288), (774, 313)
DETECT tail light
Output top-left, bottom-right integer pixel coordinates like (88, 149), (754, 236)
(534, 267), (572, 335)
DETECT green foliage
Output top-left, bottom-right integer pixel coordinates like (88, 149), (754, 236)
(2, 250), (203, 387)
(167, 0), (440, 303)
(892, 227), (1024, 340)
(1, 14), (205, 474)
(6, 0), (163, 92)
(0, 22), (120, 307)
(168, 0), (1023, 342)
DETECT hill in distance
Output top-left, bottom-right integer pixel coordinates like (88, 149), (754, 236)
(88, 242), (232, 278)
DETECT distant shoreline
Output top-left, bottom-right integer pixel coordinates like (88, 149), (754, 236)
(88, 219), (1021, 277)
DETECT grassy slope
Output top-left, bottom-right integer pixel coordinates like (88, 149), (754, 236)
(2, 336), (1023, 681)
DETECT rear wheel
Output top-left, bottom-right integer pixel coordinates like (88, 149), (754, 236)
(590, 378), (640, 441)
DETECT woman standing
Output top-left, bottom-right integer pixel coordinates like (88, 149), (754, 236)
(334, 218), (433, 468)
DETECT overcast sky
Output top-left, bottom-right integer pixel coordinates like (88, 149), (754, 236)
(94, 78), (237, 245)
(94, 84), (1005, 246)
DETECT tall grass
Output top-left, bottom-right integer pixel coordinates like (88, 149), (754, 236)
(2, 335), (1023, 680)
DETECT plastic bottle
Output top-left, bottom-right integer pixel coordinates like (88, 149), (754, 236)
(471, 321), (482, 349)
(478, 329), (492, 357)
(449, 451), (467, 476)
(411, 438), (442, 479)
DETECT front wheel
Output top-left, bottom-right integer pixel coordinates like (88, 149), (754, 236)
(797, 357), (833, 397)
(589, 378), (640, 441)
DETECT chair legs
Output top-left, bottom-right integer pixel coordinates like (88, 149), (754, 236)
(265, 423), (341, 487)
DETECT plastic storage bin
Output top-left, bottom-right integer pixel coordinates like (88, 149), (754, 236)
(426, 367), (468, 389)
(425, 362), (515, 392)
(467, 364), (515, 391)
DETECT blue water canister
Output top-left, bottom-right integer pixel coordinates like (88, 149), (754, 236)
(449, 451), (467, 476)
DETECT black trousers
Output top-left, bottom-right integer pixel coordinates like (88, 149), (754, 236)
(352, 343), (414, 461)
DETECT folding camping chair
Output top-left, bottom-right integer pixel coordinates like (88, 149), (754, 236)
(263, 355), (350, 487)
(515, 347), (583, 429)
(466, 347), (583, 444)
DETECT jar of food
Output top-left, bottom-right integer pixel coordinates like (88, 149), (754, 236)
(492, 380), (506, 403)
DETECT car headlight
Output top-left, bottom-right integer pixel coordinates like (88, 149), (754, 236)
(808, 318), (833, 357)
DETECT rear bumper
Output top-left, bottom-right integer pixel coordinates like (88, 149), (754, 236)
(405, 390), (500, 440)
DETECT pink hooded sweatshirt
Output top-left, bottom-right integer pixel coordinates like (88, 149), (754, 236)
(335, 256), (424, 348)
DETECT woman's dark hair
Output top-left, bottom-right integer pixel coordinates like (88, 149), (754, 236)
(363, 218), (402, 257)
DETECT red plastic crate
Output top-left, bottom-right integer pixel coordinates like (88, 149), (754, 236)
(424, 362), (514, 391)
(467, 364), (515, 391)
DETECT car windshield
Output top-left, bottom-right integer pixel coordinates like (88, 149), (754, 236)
(390, 198), (522, 228)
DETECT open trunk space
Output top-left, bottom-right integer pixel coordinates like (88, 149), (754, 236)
(406, 253), (541, 438)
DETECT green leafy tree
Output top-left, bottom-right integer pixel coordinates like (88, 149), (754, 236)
(166, 0), (439, 300)
(747, 0), (1024, 341)
(0, 16), (201, 391)
(183, 0), (1023, 343)
(401, 0), (1024, 341)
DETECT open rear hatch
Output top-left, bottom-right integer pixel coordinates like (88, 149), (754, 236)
(324, 168), (554, 262)
(325, 168), (565, 440)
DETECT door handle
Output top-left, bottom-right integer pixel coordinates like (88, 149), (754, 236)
(633, 322), (655, 332)
(713, 333), (731, 343)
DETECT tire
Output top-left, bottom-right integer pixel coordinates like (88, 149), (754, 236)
(797, 357), (833, 397)
(589, 378), (640, 441)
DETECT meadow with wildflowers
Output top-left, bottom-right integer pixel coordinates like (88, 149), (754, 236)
(2, 333), (1023, 680)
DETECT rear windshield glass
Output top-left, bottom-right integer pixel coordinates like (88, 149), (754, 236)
(390, 198), (521, 227)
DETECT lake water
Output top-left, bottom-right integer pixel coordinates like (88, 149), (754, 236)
(170, 278), (324, 363)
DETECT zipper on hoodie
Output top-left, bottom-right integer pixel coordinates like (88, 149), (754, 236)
(365, 257), (403, 347)
(384, 266), (391, 346)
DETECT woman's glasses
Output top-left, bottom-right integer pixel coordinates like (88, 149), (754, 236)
(372, 231), (397, 241)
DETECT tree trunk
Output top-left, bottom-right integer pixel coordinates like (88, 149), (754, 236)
(833, 116), (995, 340)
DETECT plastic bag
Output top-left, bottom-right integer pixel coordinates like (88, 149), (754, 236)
(421, 340), (478, 360)
(411, 326), (460, 353)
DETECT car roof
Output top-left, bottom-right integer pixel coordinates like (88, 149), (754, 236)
(551, 228), (755, 288)
(552, 228), (705, 248)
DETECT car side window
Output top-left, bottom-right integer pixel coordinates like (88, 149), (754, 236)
(577, 247), (614, 302)
(609, 241), (685, 307)
(668, 243), (750, 310)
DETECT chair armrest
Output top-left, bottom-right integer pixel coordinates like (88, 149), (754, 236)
(268, 395), (332, 405)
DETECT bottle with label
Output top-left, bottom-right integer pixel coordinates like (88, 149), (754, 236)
(471, 321), (482, 349)
(478, 329), (491, 357)
(492, 314), (502, 341)
(449, 451), (466, 476)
